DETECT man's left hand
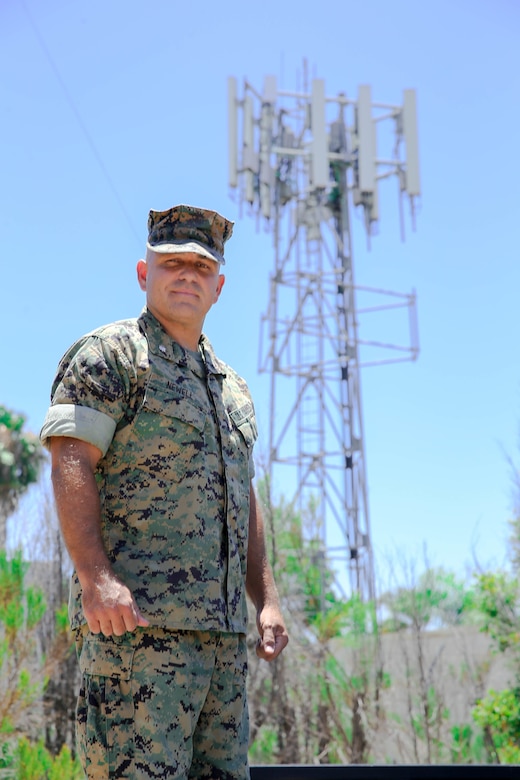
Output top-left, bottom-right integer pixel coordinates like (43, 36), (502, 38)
(256, 605), (289, 661)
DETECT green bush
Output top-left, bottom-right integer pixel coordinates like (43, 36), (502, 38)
(0, 737), (82, 780)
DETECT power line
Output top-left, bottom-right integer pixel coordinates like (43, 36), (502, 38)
(20, 0), (142, 248)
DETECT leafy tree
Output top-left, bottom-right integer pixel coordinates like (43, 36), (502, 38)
(380, 566), (477, 633)
(0, 406), (45, 548)
(0, 548), (74, 769)
(471, 564), (520, 762)
(0, 736), (82, 779)
(0, 550), (47, 736)
(450, 723), (487, 764)
(475, 571), (520, 656)
(377, 560), (486, 763)
(473, 687), (520, 763)
(24, 488), (78, 756)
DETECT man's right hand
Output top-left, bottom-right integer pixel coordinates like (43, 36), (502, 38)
(81, 569), (149, 636)
(50, 437), (149, 638)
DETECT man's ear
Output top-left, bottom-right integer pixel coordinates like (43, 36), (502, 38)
(214, 274), (225, 303)
(136, 259), (147, 291)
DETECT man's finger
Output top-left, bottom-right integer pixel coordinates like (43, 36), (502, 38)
(123, 608), (150, 633)
(262, 626), (276, 652)
(137, 610), (150, 628)
(256, 627), (278, 659)
(256, 638), (269, 659)
(111, 614), (128, 636)
(256, 625), (289, 661)
(274, 631), (289, 655)
(88, 618), (101, 635)
(99, 618), (114, 637)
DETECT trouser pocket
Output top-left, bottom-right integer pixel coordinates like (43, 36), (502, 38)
(76, 633), (136, 780)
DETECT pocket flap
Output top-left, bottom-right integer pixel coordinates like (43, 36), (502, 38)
(79, 635), (135, 680)
(143, 381), (206, 431)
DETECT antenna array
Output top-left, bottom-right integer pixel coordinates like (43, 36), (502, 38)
(228, 72), (420, 600)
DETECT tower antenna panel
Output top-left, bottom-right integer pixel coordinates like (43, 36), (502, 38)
(227, 76), (238, 189)
(311, 79), (328, 189)
(357, 84), (376, 194)
(402, 89), (421, 197)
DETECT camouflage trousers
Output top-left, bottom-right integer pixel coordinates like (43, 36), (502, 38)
(75, 627), (250, 779)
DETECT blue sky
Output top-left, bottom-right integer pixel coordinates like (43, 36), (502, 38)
(1, 0), (519, 583)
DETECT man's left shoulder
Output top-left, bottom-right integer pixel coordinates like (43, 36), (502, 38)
(220, 360), (253, 400)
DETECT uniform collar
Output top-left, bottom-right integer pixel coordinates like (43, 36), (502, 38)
(138, 307), (226, 376)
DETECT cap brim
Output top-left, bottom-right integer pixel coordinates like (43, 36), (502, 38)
(146, 240), (225, 265)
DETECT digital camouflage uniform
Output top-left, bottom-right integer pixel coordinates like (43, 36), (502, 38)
(41, 305), (257, 779)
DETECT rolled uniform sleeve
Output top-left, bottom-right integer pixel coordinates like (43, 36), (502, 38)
(40, 330), (134, 454)
(40, 405), (116, 456)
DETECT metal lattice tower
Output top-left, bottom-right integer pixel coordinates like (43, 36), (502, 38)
(228, 69), (420, 601)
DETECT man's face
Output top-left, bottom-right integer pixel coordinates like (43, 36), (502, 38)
(137, 250), (225, 335)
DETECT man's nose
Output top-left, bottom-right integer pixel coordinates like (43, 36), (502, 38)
(177, 262), (197, 279)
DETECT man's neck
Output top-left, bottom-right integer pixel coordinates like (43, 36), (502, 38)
(147, 308), (203, 351)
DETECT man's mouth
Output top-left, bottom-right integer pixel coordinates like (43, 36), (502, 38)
(171, 288), (198, 297)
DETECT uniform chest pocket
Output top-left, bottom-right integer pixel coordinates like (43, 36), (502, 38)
(133, 382), (208, 482)
(141, 383), (207, 432)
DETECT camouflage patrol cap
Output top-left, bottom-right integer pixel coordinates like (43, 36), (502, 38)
(147, 204), (234, 266)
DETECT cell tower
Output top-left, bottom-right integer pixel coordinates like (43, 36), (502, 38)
(228, 68), (420, 601)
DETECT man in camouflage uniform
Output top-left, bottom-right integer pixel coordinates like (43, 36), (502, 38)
(40, 204), (288, 779)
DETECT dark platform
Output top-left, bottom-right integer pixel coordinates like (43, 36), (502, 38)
(250, 766), (518, 779)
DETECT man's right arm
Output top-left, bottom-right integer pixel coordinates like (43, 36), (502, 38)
(50, 436), (149, 637)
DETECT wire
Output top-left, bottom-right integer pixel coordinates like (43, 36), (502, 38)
(20, 0), (142, 248)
